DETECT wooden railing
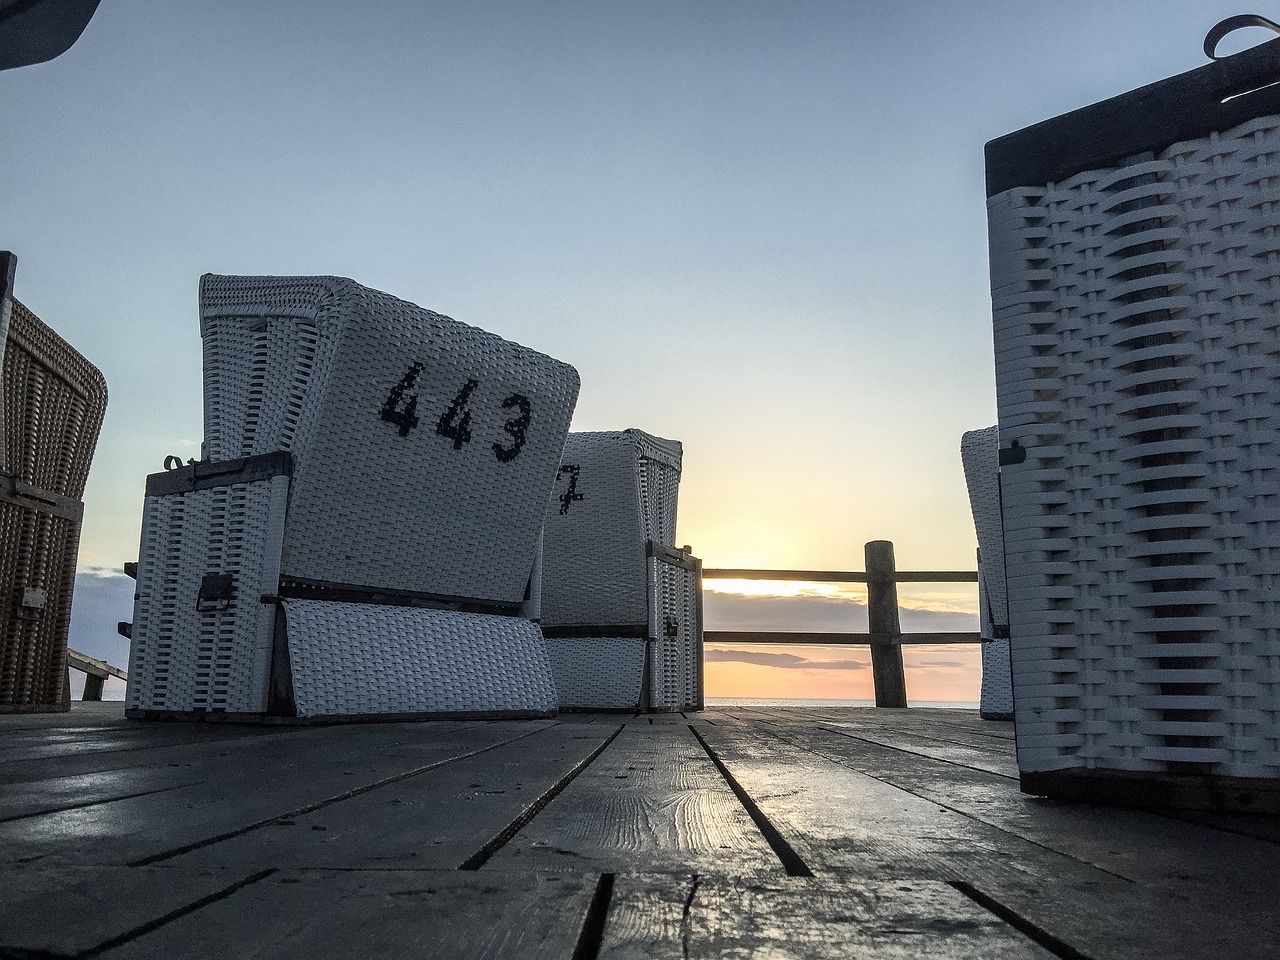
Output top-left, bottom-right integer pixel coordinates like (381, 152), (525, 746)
(703, 540), (980, 708)
(67, 648), (127, 701)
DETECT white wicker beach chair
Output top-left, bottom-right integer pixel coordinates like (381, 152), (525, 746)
(127, 275), (578, 720)
(0, 253), (108, 713)
(539, 430), (703, 711)
(960, 426), (1014, 721)
(985, 29), (1280, 810)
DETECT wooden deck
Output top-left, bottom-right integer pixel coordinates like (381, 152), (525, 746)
(1, 704), (1277, 959)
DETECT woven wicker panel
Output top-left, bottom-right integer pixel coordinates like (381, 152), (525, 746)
(545, 636), (646, 710)
(127, 476), (287, 714)
(632, 430), (683, 546)
(960, 427), (1009, 636)
(2, 300), (107, 496)
(282, 600), (556, 717)
(200, 275), (349, 462)
(541, 547), (701, 711)
(0, 502), (79, 708)
(199, 275), (579, 606)
(647, 553), (702, 711)
(979, 640), (1015, 720)
(0, 300), (106, 711)
(960, 426), (1014, 719)
(989, 113), (1280, 779)
(540, 430), (682, 628)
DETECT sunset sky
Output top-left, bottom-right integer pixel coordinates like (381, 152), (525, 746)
(4, 1), (1272, 701)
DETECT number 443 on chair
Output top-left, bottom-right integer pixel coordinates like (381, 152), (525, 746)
(380, 365), (532, 463)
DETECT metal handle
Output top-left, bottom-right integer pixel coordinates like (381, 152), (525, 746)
(1204, 14), (1280, 60)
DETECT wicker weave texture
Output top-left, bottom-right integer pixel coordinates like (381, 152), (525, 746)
(199, 275), (336, 462)
(0, 502), (80, 708)
(2, 300), (107, 497)
(960, 427), (1009, 636)
(632, 430), (683, 547)
(199, 275), (580, 605)
(979, 640), (1015, 720)
(543, 637), (646, 710)
(989, 114), (1280, 778)
(648, 554), (703, 711)
(960, 426), (1014, 719)
(0, 300), (106, 710)
(127, 476), (287, 714)
(282, 600), (556, 717)
(540, 430), (682, 628)
(543, 554), (702, 711)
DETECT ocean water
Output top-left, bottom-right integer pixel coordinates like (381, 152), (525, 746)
(705, 696), (978, 709)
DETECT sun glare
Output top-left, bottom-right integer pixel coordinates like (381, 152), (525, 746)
(702, 579), (868, 602)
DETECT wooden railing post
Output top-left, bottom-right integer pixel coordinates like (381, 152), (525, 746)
(865, 540), (908, 708)
(82, 673), (105, 701)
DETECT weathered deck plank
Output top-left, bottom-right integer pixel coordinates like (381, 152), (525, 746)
(694, 712), (1280, 960)
(0, 703), (301, 764)
(0, 864), (265, 956)
(169, 721), (621, 871)
(0, 719), (559, 867)
(0, 719), (471, 822)
(768, 717), (1280, 917)
(98, 869), (599, 960)
(486, 719), (779, 876)
(694, 715), (1066, 884)
(816, 719), (1020, 778)
(2, 703), (1276, 959)
(601, 875), (1057, 959)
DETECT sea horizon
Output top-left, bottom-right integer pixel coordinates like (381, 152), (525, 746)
(85, 693), (980, 709)
(705, 696), (978, 709)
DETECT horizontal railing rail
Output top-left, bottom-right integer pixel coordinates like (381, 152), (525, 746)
(705, 569), (978, 584)
(701, 540), (981, 707)
(703, 630), (981, 646)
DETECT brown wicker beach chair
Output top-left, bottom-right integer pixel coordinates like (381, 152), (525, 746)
(0, 253), (108, 712)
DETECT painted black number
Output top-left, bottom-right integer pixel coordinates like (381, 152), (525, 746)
(557, 464), (583, 514)
(436, 379), (478, 450)
(385, 372), (532, 462)
(492, 394), (531, 463)
(380, 363), (424, 437)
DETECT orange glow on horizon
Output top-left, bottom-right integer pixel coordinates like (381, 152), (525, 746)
(703, 643), (981, 703)
(704, 658), (876, 701)
(704, 578), (979, 615)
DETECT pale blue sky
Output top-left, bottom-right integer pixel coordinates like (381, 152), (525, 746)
(4, 0), (1274, 585)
